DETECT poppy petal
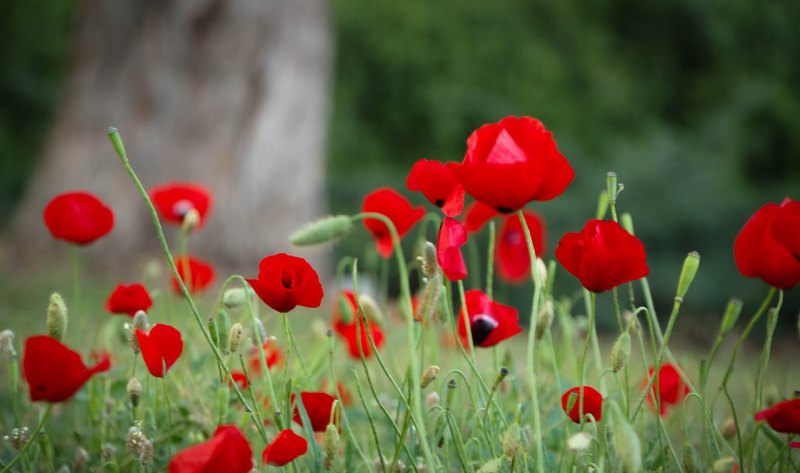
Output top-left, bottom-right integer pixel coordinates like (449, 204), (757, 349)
(43, 191), (114, 245)
(406, 159), (465, 217)
(136, 324), (183, 378)
(167, 425), (253, 473)
(362, 188), (425, 258)
(437, 217), (468, 281)
(262, 429), (308, 466)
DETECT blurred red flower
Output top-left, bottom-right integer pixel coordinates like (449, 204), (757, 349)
(457, 290), (522, 348)
(561, 386), (603, 423)
(447, 116), (574, 213)
(362, 188), (425, 258)
(556, 219), (649, 293)
(332, 290), (384, 358)
(734, 197), (800, 290)
(172, 256), (215, 294)
(406, 159), (465, 217)
(247, 339), (284, 374)
(136, 323), (183, 378)
(150, 182), (212, 228)
(262, 429), (308, 467)
(167, 425), (252, 473)
(644, 363), (689, 416)
(496, 210), (546, 284)
(437, 217), (468, 281)
(247, 253), (323, 313)
(23, 336), (110, 402)
(754, 398), (800, 434)
(292, 391), (338, 432)
(230, 371), (248, 390)
(105, 283), (153, 316)
(43, 191), (114, 245)
(463, 201), (499, 233)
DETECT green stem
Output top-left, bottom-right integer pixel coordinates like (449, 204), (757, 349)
(486, 220), (496, 299)
(577, 291), (596, 426)
(1, 404), (52, 473)
(70, 245), (81, 315)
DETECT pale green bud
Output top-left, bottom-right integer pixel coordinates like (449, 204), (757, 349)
(181, 208), (200, 233)
(337, 294), (354, 325)
(502, 424), (522, 459)
(228, 323), (244, 354)
(422, 241), (439, 278)
(46, 293), (68, 341)
(611, 330), (632, 373)
(682, 443), (699, 473)
(127, 377), (142, 408)
(610, 402), (642, 472)
(358, 294), (384, 326)
(290, 215), (353, 246)
(222, 288), (250, 310)
(0, 329), (15, 356)
(713, 457), (736, 473)
(596, 190), (609, 220)
(607, 172), (619, 203)
(621, 213), (635, 234)
(421, 365), (440, 389)
(675, 251), (700, 301)
(129, 310), (149, 354)
(720, 299), (743, 335)
(324, 423), (340, 470)
(535, 300), (554, 340)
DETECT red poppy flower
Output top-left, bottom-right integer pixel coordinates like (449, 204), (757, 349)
(644, 363), (689, 416)
(464, 201), (499, 233)
(447, 116), (574, 213)
(437, 217), (468, 281)
(43, 191), (114, 245)
(171, 256), (215, 294)
(457, 290), (522, 348)
(136, 323), (183, 378)
(247, 253), (323, 313)
(556, 219), (649, 293)
(22, 335), (111, 403)
(754, 398), (800, 434)
(167, 425), (253, 473)
(292, 392), (338, 432)
(105, 283), (153, 316)
(333, 291), (384, 358)
(150, 182), (212, 228)
(734, 197), (800, 290)
(248, 339), (284, 374)
(561, 386), (603, 423)
(262, 429), (308, 467)
(230, 371), (248, 390)
(406, 159), (465, 217)
(362, 188), (425, 258)
(496, 210), (546, 284)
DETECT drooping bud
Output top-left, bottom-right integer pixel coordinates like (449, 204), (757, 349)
(46, 293), (68, 341)
(336, 293), (355, 325)
(181, 208), (200, 233)
(535, 300), (554, 340)
(127, 377), (142, 408)
(675, 252), (700, 302)
(610, 402), (642, 473)
(228, 323), (244, 354)
(290, 215), (353, 246)
(0, 329), (15, 356)
(421, 241), (439, 278)
(623, 311), (638, 335)
(566, 432), (592, 452)
(222, 288), (249, 310)
(682, 443), (699, 473)
(611, 330), (632, 373)
(358, 294), (384, 326)
(502, 424), (522, 459)
(421, 365), (440, 389)
(720, 299), (743, 335)
(323, 423), (340, 470)
(129, 311), (149, 354)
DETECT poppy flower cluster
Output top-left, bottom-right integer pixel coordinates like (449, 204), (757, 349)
(105, 283), (153, 316)
(734, 197), (800, 290)
(457, 290), (522, 348)
(43, 191), (114, 245)
(332, 290), (384, 358)
(644, 363), (689, 416)
(561, 386), (603, 423)
(23, 335), (111, 403)
(247, 253), (323, 313)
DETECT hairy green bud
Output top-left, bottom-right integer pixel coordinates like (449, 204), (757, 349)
(611, 330), (632, 373)
(46, 293), (68, 341)
(675, 251), (700, 301)
(290, 215), (353, 246)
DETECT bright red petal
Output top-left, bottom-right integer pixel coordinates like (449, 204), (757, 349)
(105, 283), (153, 316)
(292, 392), (337, 432)
(168, 425), (253, 473)
(137, 324), (183, 378)
(43, 191), (114, 245)
(150, 182), (213, 227)
(362, 188), (425, 258)
(437, 217), (468, 281)
(172, 256), (215, 294)
(561, 386), (604, 423)
(464, 201), (499, 233)
(406, 159), (465, 217)
(496, 211), (546, 284)
(23, 336), (110, 403)
(262, 429), (308, 466)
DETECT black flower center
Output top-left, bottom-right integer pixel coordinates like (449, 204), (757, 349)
(435, 199), (445, 207)
(496, 206), (513, 214)
(281, 268), (295, 289)
(470, 315), (498, 346)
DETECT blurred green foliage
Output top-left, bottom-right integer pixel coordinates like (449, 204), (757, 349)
(328, 0), (800, 317)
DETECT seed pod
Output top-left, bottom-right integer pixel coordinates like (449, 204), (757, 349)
(46, 293), (68, 341)
(127, 377), (142, 408)
(421, 365), (440, 389)
(228, 323), (244, 354)
(611, 330), (632, 373)
(421, 241), (439, 278)
(502, 424), (522, 459)
(290, 215), (353, 246)
(535, 300), (554, 340)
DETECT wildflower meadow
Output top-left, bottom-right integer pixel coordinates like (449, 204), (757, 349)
(1, 116), (799, 472)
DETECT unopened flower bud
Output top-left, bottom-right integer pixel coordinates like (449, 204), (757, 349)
(535, 258), (548, 286)
(0, 329), (15, 356)
(611, 330), (632, 373)
(181, 208), (200, 233)
(290, 215), (353, 246)
(675, 251), (700, 302)
(46, 293), (68, 341)
(336, 294), (355, 325)
(208, 317), (220, 351)
(222, 288), (249, 310)
(713, 457), (736, 473)
(621, 213), (635, 235)
(502, 424), (522, 458)
(421, 365), (440, 389)
(425, 391), (440, 409)
(228, 323), (244, 354)
(610, 402), (641, 473)
(324, 423), (340, 470)
(129, 311), (149, 354)
(421, 241), (439, 278)
(127, 377), (142, 408)
(623, 311), (638, 335)
(476, 457), (504, 473)
(416, 273), (442, 321)
(596, 190), (609, 220)
(567, 432), (592, 452)
(720, 417), (737, 439)
(535, 300), (554, 340)
(720, 299), (743, 335)
(358, 294), (384, 326)
(682, 443), (699, 473)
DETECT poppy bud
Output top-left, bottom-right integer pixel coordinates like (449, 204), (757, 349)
(107, 127), (126, 159)
(208, 317), (220, 352)
(713, 457), (736, 473)
(46, 293), (68, 341)
(74, 446), (89, 471)
(596, 190), (609, 220)
(624, 311), (638, 335)
(216, 384), (230, 421)
(358, 294), (384, 326)
(228, 323), (244, 354)
(425, 391), (440, 408)
(567, 432), (592, 452)
(720, 417), (737, 439)
(127, 377), (142, 408)
(0, 329), (15, 356)
(422, 241), (439, 278)
(675, 252), (701, 302)
(421, 365), (440, 389)
(535, 300), (554, 340)
(129, 311), (149, 354)
(323, 423), (340, 470)
(477, 458), (504, 473)
(535, 258), (548, 286)
(217, 310), (232, 353)
(609, 402), (642, 473)
(682, 443), (699, 473)
(611, 330), (632, 373)
(502, 423), (522, 459)
(290, 215), (353, 246)
(181, 208), (200, 233)
(252, 317), (267, 345)
(336, 294), (355, 325)
(222, 288), (249, 310)
(417, 273), (442, 321)
(621, 212), (635, 234)
(720, 299), (743, 335)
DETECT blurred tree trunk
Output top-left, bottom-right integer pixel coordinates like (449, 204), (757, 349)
(9, 0), (332, 272)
